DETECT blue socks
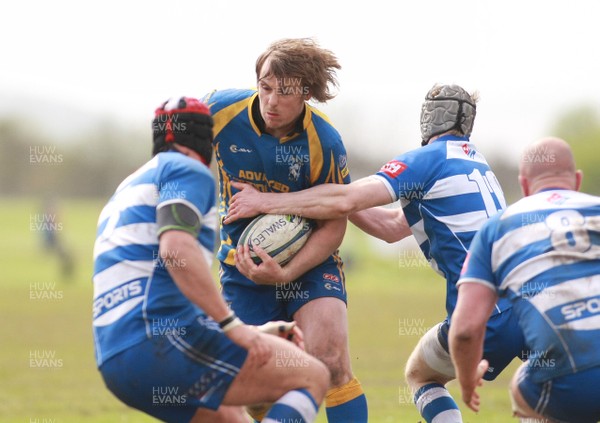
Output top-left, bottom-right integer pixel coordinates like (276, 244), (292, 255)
(325, 377), (368, 422)
(414, 383), (462, 423)
(263, 389), (318, 423)
(261, 378), (369, 422)
(325, 393), (368, 422)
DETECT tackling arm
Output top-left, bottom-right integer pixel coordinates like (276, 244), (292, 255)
(349, 206), (411, 243)
(226, 177), (393, 223)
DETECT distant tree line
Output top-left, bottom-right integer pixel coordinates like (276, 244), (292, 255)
(0, 119), (149, 199)
(551, 105), (600, 195)
(0, 104), (598, 200)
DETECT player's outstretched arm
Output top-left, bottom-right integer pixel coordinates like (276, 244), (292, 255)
(449, 283), (497, 412)
(226, 177), (392, 223)
(349, 207), (412, 243)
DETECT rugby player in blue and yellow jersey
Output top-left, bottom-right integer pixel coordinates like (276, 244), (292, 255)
(227, 84), (528, 423)
(451, 137), (600, 422)
(202, 38), (368, 423)
(92, 97), (330, 423)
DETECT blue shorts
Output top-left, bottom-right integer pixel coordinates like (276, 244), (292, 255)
(517, 364), (600, 423)
(442, 307), (526, 381)
(220, 260), (347, 325)
(99, 316), (247, 423)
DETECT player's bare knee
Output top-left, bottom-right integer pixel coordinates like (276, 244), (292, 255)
(330, 367), (353, 388)
(309, 358), (331, 401)
(404, 366), (424, 389)
(404, 349), (423, 384)
(314, 349), (350, 387)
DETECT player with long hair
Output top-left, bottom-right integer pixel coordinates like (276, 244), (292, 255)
(202, 38), (368, 422)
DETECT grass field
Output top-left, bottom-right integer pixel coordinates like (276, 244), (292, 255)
(0, 197), (522, 422)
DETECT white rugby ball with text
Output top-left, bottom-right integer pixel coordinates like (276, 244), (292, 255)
(238, 214), (314, 265)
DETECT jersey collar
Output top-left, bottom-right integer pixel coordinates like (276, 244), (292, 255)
(431, 134), (470, 143)
(250, 93), (306, 141)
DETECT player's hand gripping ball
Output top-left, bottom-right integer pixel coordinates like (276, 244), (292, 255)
(237, 214), (314, 265)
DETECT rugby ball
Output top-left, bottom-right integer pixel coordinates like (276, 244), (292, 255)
(237, 214), (314, 265)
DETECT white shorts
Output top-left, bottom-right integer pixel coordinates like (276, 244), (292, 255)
(417, 322), (456, 378)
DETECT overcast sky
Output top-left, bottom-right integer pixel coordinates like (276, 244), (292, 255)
(2, 0), (599, 163)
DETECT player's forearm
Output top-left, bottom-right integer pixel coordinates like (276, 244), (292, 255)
(258, 184), (355, 219)
(449, 284), (498, 389)
(169, 264), (230, 322)
(449, 293), (489, 394)
(282, 217), (347, 282)
(228, 178), (392, 223)
(349, 207), (411, 243)
(449, 327), (485, 393)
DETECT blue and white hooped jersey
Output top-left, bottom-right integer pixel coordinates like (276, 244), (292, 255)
(203, 89), (351, 268)
(373, 135), (507, 316)
(92, 151), (217, 366)
(459, 189), (600, 382)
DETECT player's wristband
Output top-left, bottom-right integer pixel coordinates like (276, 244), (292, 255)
(218, 312), (244, 333)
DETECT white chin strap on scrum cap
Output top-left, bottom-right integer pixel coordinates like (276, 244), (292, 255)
(420, 84), (476, 146)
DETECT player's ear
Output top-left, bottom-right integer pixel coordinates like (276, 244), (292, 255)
(575, 169), (583, 191)
(518, 174), (530, 197)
